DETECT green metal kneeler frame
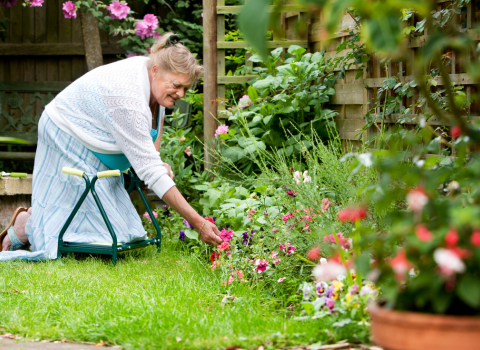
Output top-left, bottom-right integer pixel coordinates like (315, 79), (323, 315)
(57, 167), (162, 265)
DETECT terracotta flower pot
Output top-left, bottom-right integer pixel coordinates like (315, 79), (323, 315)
(369, 303), (480, 350)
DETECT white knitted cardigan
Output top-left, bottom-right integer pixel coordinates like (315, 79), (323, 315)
(45, 56), (175, 199)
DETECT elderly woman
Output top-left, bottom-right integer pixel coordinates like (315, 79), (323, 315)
(0, 33), (222, 260)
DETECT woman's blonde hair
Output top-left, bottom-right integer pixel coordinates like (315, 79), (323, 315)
(148, 32), (203, 85)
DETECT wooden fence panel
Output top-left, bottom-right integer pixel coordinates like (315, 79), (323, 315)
(0, 0), (125, 153)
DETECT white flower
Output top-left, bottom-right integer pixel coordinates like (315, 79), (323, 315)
(313, 261), (346, 282)
(301, 282), (314, 300)
(357, 153), (373, 167)
(303, 171), (311, 183)
(406, 188), (429, 212)
(336, 274), (346, 281)
(433, 248), (465, 276)
(320, 258), (327, 265)
(293, 171), (302, 184)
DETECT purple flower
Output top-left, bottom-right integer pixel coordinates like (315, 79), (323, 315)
(183, 219), (194, 229)
(0, 0), (17, 7)
(62, 1), (76, 19)
(242, 230), (255, 245)
(326, 285), (335, 298)
(179, 230), (185, 242)
(316, 281), (328, 296)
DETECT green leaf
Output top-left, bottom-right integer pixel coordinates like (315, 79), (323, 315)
(363, 11), (402, 53)
(263, 115), (272, 124)
(184, 229), (199, 241)
(222, 146), (244, 163)
(238, 0), (270, 60)
(247, 85), (259, 102)
(457, 274), (480, 308)
(302, 302), (314, 316)
(385, 77), (397, 89)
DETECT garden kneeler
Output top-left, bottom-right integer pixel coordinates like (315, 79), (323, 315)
(57, 167), (162, 265)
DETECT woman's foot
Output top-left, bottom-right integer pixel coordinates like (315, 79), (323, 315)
(1, 208), (31, 251)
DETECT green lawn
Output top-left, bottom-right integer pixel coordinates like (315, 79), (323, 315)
(0, 243), (336, 350)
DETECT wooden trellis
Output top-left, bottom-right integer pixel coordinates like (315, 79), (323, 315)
(203, 0), (310, 166)
(204, 0), (480, 154)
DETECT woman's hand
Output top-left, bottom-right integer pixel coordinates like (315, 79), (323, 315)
(163, 163), (174, 179)
(196, 221), (223, 246)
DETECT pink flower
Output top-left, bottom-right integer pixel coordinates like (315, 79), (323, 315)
(273, 259), (281, 264)
(450, 125), (462, 139)
(407, 188), (429, 212)
(270, 251), (278, 259)
(302, 223), (311, 232)
(415, 224), (433, 242)
(29, 0), (43, 7)
(271, 228), (277, 233)
(153, 31), (161, 39)
(471, 231), (480, 247)
(278, 277), (286, 282)
(286, 190), (297, 197)
(238, 95), (252, 109)
(282, 213), (294, 223)
(323, 233), (350, 249)
(0, 0), (17, 8)
(215, 125), (229, 139)
(143, 14), (159, 30)
(338, 206), (367, 222)
(179, 135), (186, 142)
(221, 281), (227, 286)
(389, 250), (410, 281)
(313, 261), (346, 282)
(219, 229), (233, 242)
(143, 211), (158, 222)
(228, 275), (235, 284)
(106, 1), (130, 20)
(218, 241), (230, 252)
(184, 146), (192, 156)
(62, 1), (77, 19)
(135, 21), (150, 39)
(434, 248), (465, 276)
(254, 259), (269, 273)
(280, 242), (296, 255)
(445, 229), (459, 246)
(211, 261), (219, 271)
(321, 198), (333, 212)
(236, 270), (244, 279)
(307, 246), (321, 261)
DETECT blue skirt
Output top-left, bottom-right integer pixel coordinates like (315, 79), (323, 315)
(0, 112), (147, 261)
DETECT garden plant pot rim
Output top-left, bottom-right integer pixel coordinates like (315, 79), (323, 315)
(369, 302), (480, 329)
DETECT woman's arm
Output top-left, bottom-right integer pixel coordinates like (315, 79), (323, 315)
(162, 186), (222, 245)
(154, 110), (164, 152)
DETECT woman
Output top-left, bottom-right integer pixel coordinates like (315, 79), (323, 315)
(0, 33), (222, 260)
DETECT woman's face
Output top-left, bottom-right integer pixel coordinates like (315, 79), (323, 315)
(150, 66), (190, 108)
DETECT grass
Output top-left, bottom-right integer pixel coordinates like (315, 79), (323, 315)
(0, 242), (337, 350)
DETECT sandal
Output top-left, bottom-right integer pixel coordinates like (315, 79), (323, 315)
(0, 207), (27, 252)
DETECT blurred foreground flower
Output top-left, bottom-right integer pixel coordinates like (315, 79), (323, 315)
(313, 261), (347, 282)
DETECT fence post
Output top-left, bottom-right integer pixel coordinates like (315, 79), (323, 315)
(203, 0), (218, 169)
(80, 10), (103, 71)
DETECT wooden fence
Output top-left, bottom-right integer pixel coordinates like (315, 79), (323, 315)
(203, 0), (480, 150)
(0, 0), (124, 159)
